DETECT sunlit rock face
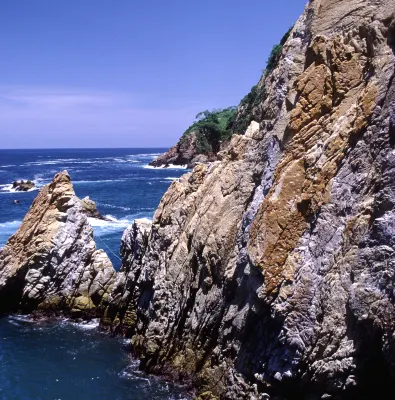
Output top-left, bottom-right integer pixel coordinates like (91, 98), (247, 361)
(0, 171), (116, 316)
(105, 0), (395, 398)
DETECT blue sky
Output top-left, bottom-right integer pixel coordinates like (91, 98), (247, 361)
(0, 0), (307, 149)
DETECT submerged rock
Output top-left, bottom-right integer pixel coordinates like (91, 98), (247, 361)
(0, 171), (116, 316)
(12, 180), (35, 192)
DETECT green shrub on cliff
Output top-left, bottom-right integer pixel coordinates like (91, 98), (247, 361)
(265, 26), (292, 73)
(181, 107), (237, 154)
(179, 27), (293, 155)
(230, 27), (292, 134)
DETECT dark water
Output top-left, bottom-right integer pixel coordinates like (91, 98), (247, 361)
(0, 317), (189, 400)
(0, 149), (190, 400)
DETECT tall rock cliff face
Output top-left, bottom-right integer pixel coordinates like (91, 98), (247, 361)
(0, 171), (116, 316)
(106, 1), (395, 398)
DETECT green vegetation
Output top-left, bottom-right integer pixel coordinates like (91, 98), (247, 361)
(179, 27), (294, 156)
(231, 26), (293, 134)
(265, 27), (292, 74)
(181, 107), (237, 154)
(230, 84), (267, 135)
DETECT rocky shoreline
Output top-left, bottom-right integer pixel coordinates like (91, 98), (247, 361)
(2, 1), (395, 399)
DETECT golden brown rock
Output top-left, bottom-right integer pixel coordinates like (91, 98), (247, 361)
(0, 171), (116, 315)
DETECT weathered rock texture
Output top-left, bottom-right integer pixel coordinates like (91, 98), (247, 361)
(0, 171), (116, 316)
(80, 196), (109, 221)
(105, 1), (395, 398)
(150, 132), (200, 168)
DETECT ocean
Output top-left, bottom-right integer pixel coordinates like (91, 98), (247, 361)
(0, 148), (190, 400)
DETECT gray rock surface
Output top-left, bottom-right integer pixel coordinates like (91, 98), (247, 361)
(0, 171), (116, 316)
(80, 196), (109, 221)
(104, 1), (395, 398)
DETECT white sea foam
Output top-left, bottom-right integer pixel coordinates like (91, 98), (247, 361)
(0, 184), (15, 192)
(164, 177), (179, 181)
(96, 202), (132, 211)
(72, 178), (130, 185)
(0, 177), (43, 193)
(143, 164), (188, 170)
(70, 318), (100, 330)
(8, 315), (34, 324)
(0, 220), (22, 230)
(88, 215), (133, 237)
(0, 183), (37, 193)
(128, 153), (161, 158)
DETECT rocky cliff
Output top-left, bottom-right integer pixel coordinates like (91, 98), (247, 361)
(104, 0), (395, 398)
(0, 171), (116, 316)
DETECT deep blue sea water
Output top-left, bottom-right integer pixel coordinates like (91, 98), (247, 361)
(0, 148), (190, 400)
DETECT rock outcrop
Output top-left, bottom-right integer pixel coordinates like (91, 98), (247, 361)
(102, 218), (152, 335)
(150, 131), (222, 169)
(12, 180), (35, 191)
(80, 196), (109, 221)
(150, 132), (201, 168)
(150, 107), (237, 169)
(0, 171), (116, 317)
(104, 1), (395, 398)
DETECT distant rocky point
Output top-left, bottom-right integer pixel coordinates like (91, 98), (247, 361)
(12, 180), (35, 191)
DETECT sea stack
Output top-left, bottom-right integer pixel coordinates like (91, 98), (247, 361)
(12, 180), (35, 191)
(0, 171), (116, 316)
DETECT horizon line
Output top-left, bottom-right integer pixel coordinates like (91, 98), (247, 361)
(0, 146), (170, 150)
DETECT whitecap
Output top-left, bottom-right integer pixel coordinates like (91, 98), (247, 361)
(0, 179), (40, 193)
(73, 179), (128, 185)
(7, 315), (34, 324)
(88, 216), (133, 237)
(69, 318), (100, 330)
(96, 202), (131, 211)
(127, 153), (161, 158)
(0, 220), (22, 230)
(143, 164), (188, 170)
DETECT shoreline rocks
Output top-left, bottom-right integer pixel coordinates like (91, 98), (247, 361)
(12, 180), (35, 191)
(2, 1), (395, 398)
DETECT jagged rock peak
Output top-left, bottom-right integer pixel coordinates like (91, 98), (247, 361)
(0, 170), (116, 316)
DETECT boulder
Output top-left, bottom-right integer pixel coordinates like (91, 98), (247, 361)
(12, 180), (35, 192)
(80, 196), (109, 221)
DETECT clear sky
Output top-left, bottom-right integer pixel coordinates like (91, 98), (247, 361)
(0, 0), (307, 149)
